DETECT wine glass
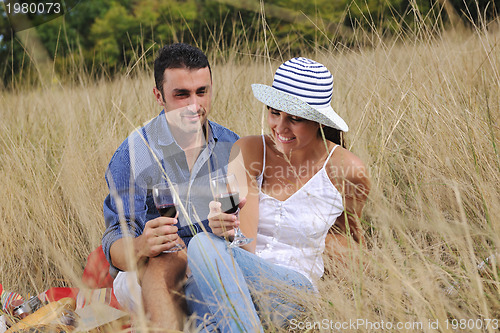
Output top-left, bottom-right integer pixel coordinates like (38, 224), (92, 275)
(152, 182), (185, 253)
(211, 173), (253, 247)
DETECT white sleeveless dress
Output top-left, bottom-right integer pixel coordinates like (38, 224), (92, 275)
(255, 136), (344, 286)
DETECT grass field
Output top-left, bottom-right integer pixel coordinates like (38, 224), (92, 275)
(1, 16), (499, 332)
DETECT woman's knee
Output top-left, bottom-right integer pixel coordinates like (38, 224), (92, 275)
(188, 232), (230, 273)
(188, 232), (225, 257)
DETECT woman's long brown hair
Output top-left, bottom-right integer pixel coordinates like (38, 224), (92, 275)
(320, 126), (346, 148)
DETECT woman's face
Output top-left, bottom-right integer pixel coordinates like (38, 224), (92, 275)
(267, 107), (321, 153)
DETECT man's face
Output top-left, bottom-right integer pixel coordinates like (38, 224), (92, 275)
(154, 67), (212, 135)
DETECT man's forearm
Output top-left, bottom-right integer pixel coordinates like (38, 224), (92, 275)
(110, 236), (146, 271)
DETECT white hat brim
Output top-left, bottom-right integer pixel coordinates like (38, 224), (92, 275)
(251, 84), (348, 132)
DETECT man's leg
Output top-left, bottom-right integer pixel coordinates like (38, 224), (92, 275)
(139, 250), (188, 330)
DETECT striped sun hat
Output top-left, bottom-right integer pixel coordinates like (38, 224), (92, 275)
(252, 57), (348, 132)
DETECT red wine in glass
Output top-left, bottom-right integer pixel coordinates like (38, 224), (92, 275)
(152, 182), (185, 253)
(211, 173), (252, 247)
(157, 204), (177, 218)
(216, 192), (240, 214)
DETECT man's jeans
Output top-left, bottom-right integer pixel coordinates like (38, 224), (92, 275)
(187, 232), (314, 332)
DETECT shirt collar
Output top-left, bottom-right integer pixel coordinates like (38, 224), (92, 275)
(157, 109), (217, 146)
(207, 121), (218, 144)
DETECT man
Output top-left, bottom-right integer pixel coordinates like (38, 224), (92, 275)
(102, 43), (239, 329)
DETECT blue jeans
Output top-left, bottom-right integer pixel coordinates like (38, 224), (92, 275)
(187, 232), (314, 332)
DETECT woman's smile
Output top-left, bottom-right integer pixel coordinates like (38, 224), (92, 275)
(275, 133), (296, 143)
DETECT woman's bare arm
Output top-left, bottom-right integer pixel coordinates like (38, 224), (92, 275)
(325, 148), (371, 263)
(227, 136), (263, 253)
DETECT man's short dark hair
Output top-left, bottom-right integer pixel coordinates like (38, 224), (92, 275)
(154, 43), (211, 94)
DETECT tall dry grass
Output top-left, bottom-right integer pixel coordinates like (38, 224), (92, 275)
(1, 16), (499, 332)
(306, 26), (500, 332)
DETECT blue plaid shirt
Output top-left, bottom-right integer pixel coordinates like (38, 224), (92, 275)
(102, 110), (239, 270)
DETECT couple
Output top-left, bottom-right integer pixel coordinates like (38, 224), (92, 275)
(102, 43), (370, 331)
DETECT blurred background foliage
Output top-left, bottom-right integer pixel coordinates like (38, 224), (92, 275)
(0, 0), (498, 88)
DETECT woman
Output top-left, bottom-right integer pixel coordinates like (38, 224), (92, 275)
(187, 57), (371, 332)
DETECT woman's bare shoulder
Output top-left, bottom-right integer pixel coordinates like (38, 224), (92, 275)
(328, 146), (371, 189)
(235, 135), (262, 147)
(234, 136), (265, 176)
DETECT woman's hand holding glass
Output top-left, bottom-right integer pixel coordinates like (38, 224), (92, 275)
(208, 197), (247, 240)
(210, 173), (252, 247)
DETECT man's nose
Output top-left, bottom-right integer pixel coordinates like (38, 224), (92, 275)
(186, 95), (202, 112)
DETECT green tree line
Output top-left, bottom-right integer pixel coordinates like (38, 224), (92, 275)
(0, 0), (497, 88)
